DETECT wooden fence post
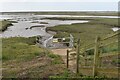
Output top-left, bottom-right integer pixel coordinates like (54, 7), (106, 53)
(76, 38), (80, 74)
(93, 36), (100, 77)
(67, 50), (69, 69)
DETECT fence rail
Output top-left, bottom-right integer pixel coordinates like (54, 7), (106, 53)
(66, 32), (119, 77)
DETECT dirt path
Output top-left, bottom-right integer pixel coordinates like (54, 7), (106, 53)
(51, 48), (76, 73)
(51, 49), (67, 63)
(2, 56), (51, 77)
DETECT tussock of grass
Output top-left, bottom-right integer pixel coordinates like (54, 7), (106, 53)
(0, 20), (17, 32)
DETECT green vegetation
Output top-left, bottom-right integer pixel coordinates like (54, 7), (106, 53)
(49, 69), (109, 79)
(2, 11), (118, 16)
(112, 59), (120, 64)
(2, 36), (118, 78)
(34, 11), (118, 16)
(101, 42), (118, 53)
(46, 18), (117, 47)
(85, 40), (118, 55)
(1, 12), (119, 78)
(46, 17), (119, 69)
(53, 32), (69, 38)
(49, 69), (70, 79)
(2, 37), (37, 61)
(42, 17), (95, 21)
(2, 37), (65, 78)
(47, 53), (63, 64)
(46, 17), (118, 27)
(0, 20), (17, 32)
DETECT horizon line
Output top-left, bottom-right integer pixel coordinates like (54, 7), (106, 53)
(0, 10), (118, 13)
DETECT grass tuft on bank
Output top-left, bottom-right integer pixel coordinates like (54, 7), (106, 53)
(0, 20), (18, 32)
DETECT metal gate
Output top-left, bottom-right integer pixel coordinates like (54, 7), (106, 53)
(36, 34), (74, 48)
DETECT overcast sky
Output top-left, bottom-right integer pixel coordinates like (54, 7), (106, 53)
(0, 0), (119, 12)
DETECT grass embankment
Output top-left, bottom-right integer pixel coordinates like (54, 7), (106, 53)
(46, 18), (118, 46)
(46, 17), (119, 58)
(2, 37), (66, 78)
(46, 18), (119, 53)
(0, 20), (17, 32)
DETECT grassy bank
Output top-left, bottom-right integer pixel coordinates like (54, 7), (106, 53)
(0, 20), (17, 32)
(2, 11), (118, 16)
(46, 17), (118, 54)
(45, 17), (118, 26)
(2, 37), (66, 78)
(2, 37), (36, 61)
(46, 18), (116, 45)
(34, 11), (118, 16)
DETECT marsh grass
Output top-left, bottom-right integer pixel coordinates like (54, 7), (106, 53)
(2, 37), (41, 62)
(34, 12), (118, 16)
(46, 17), (118, 53)
(0, 20), (18, 32)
